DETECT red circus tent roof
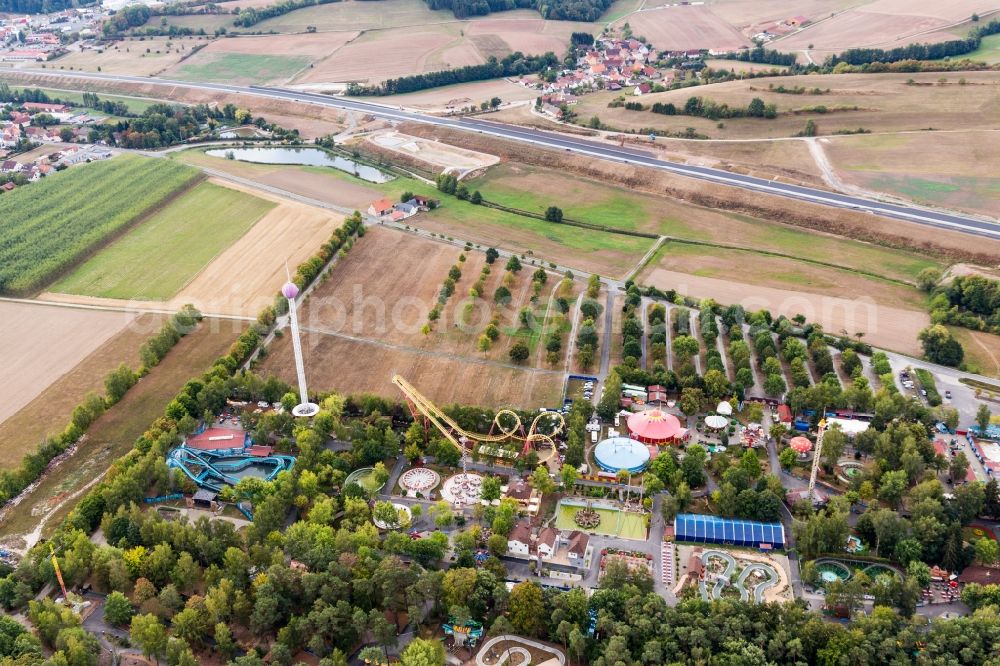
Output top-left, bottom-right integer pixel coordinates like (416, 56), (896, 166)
(627, 409), (682, 442)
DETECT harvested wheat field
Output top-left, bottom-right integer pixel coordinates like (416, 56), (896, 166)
(262, 332), (565, 409)
(375, 79), (542, 111)
(951, 327), (1000, 378)
(296, 26), (478, 85)
(639, 266), (928, 354)
(708, 0), (849, 29)
(165, 32), (358, 85)
(51, 37), (193, 76)
(172, 180), (344, 316)
(0, 317), (247, 546)
(463, 16), (593, 55)
(0, 302), (138, 429)
(613, 5), (749, 52)
(0, 313), (165, 470)
(773, 0), (997, 55)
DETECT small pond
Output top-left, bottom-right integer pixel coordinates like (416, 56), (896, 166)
(206, 147), (395, 183)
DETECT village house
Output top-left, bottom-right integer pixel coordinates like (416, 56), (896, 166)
(23, 102), (69, 114)
(2, 49), (49, 62)
(367, 198), (394, 217)
(536, 527), (559, 560)
(633, 83), (652, 96)
(566, 531), (590, 566)
(507, 521), (533, 556)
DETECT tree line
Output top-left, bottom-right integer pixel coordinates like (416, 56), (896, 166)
(0, 0), (80, 12)
(351, 51), (559, 95)
(622, 96), (777, 120)
(233, 0), (341, 27)
(828, 19), (1000, 66)
(423, 0), (611, 21)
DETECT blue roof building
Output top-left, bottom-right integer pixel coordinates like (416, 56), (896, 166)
(674, 513), (785, 549)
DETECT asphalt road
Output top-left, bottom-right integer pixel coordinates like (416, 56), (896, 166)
(16, 69), (1000, 239)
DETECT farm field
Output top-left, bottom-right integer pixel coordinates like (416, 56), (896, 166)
(48, 37), (196, 76)
(772, 0), (996, 56)
(610, 5), (749, 52)
(251, 0), (453, 33)
(821, 132), (1000, 217)
(261, 332), (565, 409)
(49, 182), (275, 301)
(0, 313), (165, 470)
(279, 226), (561, 363)
(0, 302), (138, 429)
(0, 154), (200, 295)
(570, 71), (1000, 140)
(0, 317), (247, 544)
(420, 197), (655, 279)
(469, 162), (941, 283)
(257, 225), (566, 408)
(41, 180), (345, 317)
(705, 0), (857, 30)
(373, 78), (541, 110)
(164, 32), (356, 85)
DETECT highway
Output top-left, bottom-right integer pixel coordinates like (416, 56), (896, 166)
(15, 69), (1000, 239)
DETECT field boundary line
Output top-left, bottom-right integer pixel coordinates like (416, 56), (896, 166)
(0, 296), (255, 321)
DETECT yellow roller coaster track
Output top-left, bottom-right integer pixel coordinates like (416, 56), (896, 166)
(392, 374), (565, 464)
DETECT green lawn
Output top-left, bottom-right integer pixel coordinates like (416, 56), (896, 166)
(51, 182), (274, 300)
(555, 500), (647, 540)
(171, 53), (310, 84)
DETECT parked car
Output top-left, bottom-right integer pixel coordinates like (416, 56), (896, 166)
(945, 390), (952, 399)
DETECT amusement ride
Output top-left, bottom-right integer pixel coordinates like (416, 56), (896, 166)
(391, 374), (565, 464)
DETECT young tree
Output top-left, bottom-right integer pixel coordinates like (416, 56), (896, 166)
(399, 638), (446, 666)
(531, 465), (555, 495)
(977, 404), (992, 433)
(103, 591), (134, 626)
(130, 614), (167, 665)
(509, 342), (530, 363)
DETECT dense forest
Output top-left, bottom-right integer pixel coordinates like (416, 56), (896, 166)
(352, 51), (558, 95)
(0, 0), (92, 13)
(423, 0), (612, 21)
